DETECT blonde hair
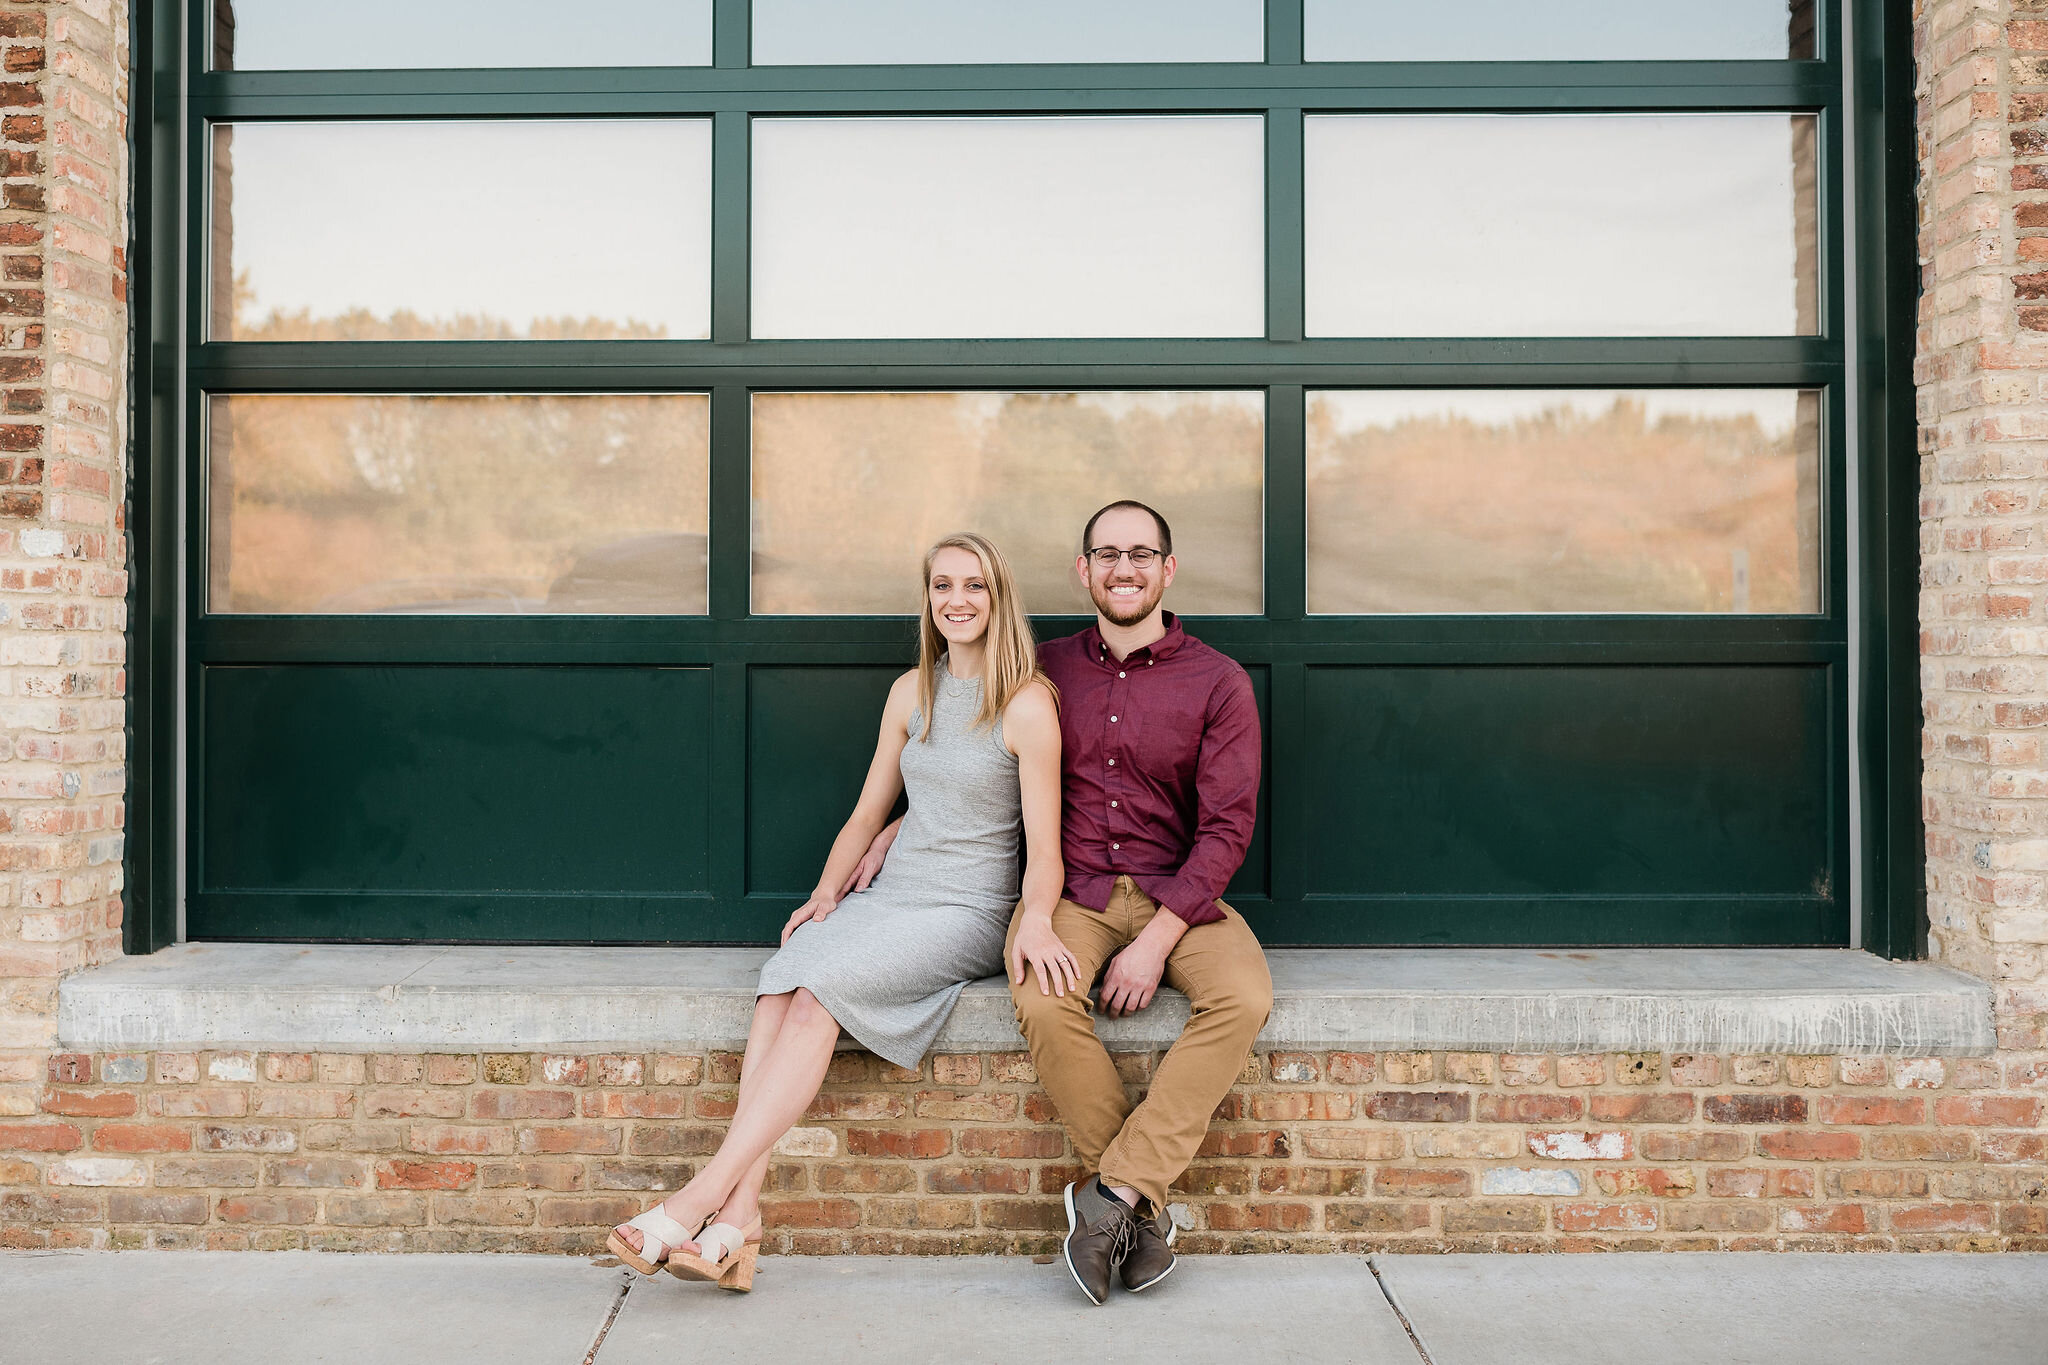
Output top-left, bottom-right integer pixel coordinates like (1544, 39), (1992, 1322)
(916, 532), (1051, 742)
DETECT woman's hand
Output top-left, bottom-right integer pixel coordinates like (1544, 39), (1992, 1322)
(1008, 911), (1082, 997)
(782, 894), (837, 946)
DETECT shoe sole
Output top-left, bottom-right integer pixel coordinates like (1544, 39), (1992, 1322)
(1122, 1217), (1179, 1294)
(1060, 1182), (1106, 1306)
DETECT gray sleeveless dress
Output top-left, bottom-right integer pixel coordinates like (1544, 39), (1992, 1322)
(754, 659), (1021, 1070)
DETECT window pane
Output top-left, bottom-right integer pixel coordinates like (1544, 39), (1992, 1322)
(212, 0), (713, 69)
(1305, 0), (1814, 61)
(752, 392), (1263, 614)
(208, 394), (709, 614)
(1305, 115), (1818, 337)
(1306, 390), (1821, 614)
(752, 0), (1262, 64)
(211, 121), (711, 341)
(752, 117), (1264, 339)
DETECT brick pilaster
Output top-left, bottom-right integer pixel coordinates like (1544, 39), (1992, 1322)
(0, 0), (129, 1052)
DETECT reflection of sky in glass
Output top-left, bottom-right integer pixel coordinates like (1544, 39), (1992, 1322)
(1306, 115), (1813, 338)
(752, 116), (1265, 339)
(217, 121), (712, 340)
(214, 0), (712, 69)
(1306, 0), (1799, 61)
(753, 0), (1263, 65)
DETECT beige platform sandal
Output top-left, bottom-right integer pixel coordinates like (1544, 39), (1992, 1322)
(665, 1215), (763, 1291)
(606, 1206), (707, 1277)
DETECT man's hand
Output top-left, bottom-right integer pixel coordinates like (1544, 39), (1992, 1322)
(781, 893), (836, 946)
(1098, 908), (1189, 1017)
(838, 817), (902, 898)
(1008, 911), (1082, 997)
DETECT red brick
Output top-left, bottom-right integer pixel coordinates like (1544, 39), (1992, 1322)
(1818, 1096), (1926, 1126)
(1757, 1131), (1861, 1161)
(817, 1163), (917, 1194)
(1889, 1203), (1997, 1233)
(1325, 1052), (1375, 1084)
(0, 1122), (79, 1151)
(1373, 1167), (1472, 1197)
(39, 1089), (134, 1118)
(376, 1159), (475, 1191)
(90, 1124), (190, 1153)
(1703, 1094), (1807, 1124)
(46, 1056), (89, 1084)
(1779, 1205), (1869, 1234)
(845, 1128), (952, 1159)
(217, 1194), (318, 1225)
(1359, 1091), (1465, 1123)
(761, 1198), (862, 1229)
(1475, 1093), (1582, 1123)
(469, 1091), (574, 1121)
(1934, 1096), (2042, 1127)
(925, 1165), (1031, 1195)
(1587, 1094), (1695, 1123)
(955, 1129), (1063, 1159)
(1554, 1203), (1657, 1232)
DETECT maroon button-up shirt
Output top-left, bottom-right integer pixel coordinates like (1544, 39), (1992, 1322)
(1037, 613), (1261, 927)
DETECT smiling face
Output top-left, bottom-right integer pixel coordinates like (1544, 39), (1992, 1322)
(927, 544), (995, 647)
(1077, 504), (1175, 628)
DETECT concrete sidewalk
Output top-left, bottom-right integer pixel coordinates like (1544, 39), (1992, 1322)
(4, 1250), (2046, 1365)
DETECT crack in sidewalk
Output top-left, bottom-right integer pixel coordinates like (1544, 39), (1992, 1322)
(1368, 1257), (1437, 1365)
(580, 1270), (634, 1365)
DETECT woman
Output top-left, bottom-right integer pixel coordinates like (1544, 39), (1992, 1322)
(607, 531), (1081, 1289)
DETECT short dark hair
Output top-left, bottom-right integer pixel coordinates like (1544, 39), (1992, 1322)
(1081, 500), (1172, 559)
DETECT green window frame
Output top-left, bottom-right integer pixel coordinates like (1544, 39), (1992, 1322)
(126, 0), (1924, 955)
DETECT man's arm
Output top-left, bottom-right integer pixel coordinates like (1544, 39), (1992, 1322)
(1097, 670), (1262, 1016)
(1149, 670), (1262, 927)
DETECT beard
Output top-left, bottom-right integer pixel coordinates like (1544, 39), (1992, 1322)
(1090, 576), (1165, 626)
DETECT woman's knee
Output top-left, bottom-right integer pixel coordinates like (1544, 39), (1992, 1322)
(783, 986), (837, 1033)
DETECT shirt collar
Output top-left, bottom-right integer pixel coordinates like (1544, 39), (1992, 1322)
(1088, 611), (1185, 668)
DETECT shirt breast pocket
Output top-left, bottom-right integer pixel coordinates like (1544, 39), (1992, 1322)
(1128, 704), (1198, 785)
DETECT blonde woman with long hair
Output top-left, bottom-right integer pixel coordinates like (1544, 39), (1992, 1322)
(608, 532), (1077, 1289)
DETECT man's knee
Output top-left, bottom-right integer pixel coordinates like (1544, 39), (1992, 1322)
(1196, 973), (1272, 1042)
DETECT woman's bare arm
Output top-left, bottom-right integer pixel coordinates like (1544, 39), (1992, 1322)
(1003, 680), (1078, 995)
(781, 672), (917, 944)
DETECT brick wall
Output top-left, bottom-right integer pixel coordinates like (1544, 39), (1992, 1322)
(0, 0), (128, 1053)
(1, 1046), (2042, 1253)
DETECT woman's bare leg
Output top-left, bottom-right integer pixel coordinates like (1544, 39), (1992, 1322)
(614, 988), (795, 1255)
(613, 988), (840, 1254)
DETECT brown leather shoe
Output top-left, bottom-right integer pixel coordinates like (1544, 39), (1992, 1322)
(1061, 1176), (1135, 1305)
(1119, 1198), (1178, 1292)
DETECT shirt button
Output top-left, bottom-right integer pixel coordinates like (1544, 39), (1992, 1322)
(1112, 843), (1120, 850)
(1110, 715), (1118, 723)
(1118, 672), (1126, 679)
(1108, 759), (1116, 766)
(1110, 800), (1118, 808)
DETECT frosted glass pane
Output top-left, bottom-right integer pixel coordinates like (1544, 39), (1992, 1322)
(1305, 115), (1818, 337)
(1306, 0), (1814, 61)
(753, 0), (1262, 64)
(752, 392), (1263, 614)
(211, 121), (711, 341)
(212, 0), (713, 69)
(1307, 390), (1821, 614)
(752, 116), (1264, 339)
(208, 394), (709, 614)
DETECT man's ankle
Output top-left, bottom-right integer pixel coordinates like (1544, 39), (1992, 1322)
(1104, 1182), (1142, 1210)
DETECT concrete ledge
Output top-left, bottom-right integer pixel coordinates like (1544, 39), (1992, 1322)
(57, 944), (1995, 1056)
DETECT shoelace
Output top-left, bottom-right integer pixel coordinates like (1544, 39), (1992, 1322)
(1107, 1212), (1138, 1263)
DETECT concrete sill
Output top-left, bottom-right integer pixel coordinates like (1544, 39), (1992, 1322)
(57, 945), (1995, 1057)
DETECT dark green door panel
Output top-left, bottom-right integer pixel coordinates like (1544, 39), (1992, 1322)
(1284, 664), (1841, 946)
(1226, 664), (1271, 903)
(747, 665), (902, 896)
(193, 665), (712, 940)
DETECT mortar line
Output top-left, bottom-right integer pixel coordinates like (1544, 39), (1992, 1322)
(580, 1271), (634, 1365)
(1367, 1256), (1437, 1365)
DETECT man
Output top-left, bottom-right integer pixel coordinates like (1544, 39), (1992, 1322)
(1005, 499), (1271, 1304)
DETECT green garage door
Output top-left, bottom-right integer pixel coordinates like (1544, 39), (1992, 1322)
(138, 0), (1916, 950)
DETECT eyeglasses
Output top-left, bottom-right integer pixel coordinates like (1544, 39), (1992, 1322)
(1084, 546), (1162, 569)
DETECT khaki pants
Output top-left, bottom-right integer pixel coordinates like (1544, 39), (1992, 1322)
(1006, 877), (1272, 1212)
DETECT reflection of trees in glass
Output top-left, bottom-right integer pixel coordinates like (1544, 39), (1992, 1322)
(210, 394), (709, 613)
(751, 391), (1264, 615)
(1306, 395), (1820, 614)
(230, 278), (673, 341)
